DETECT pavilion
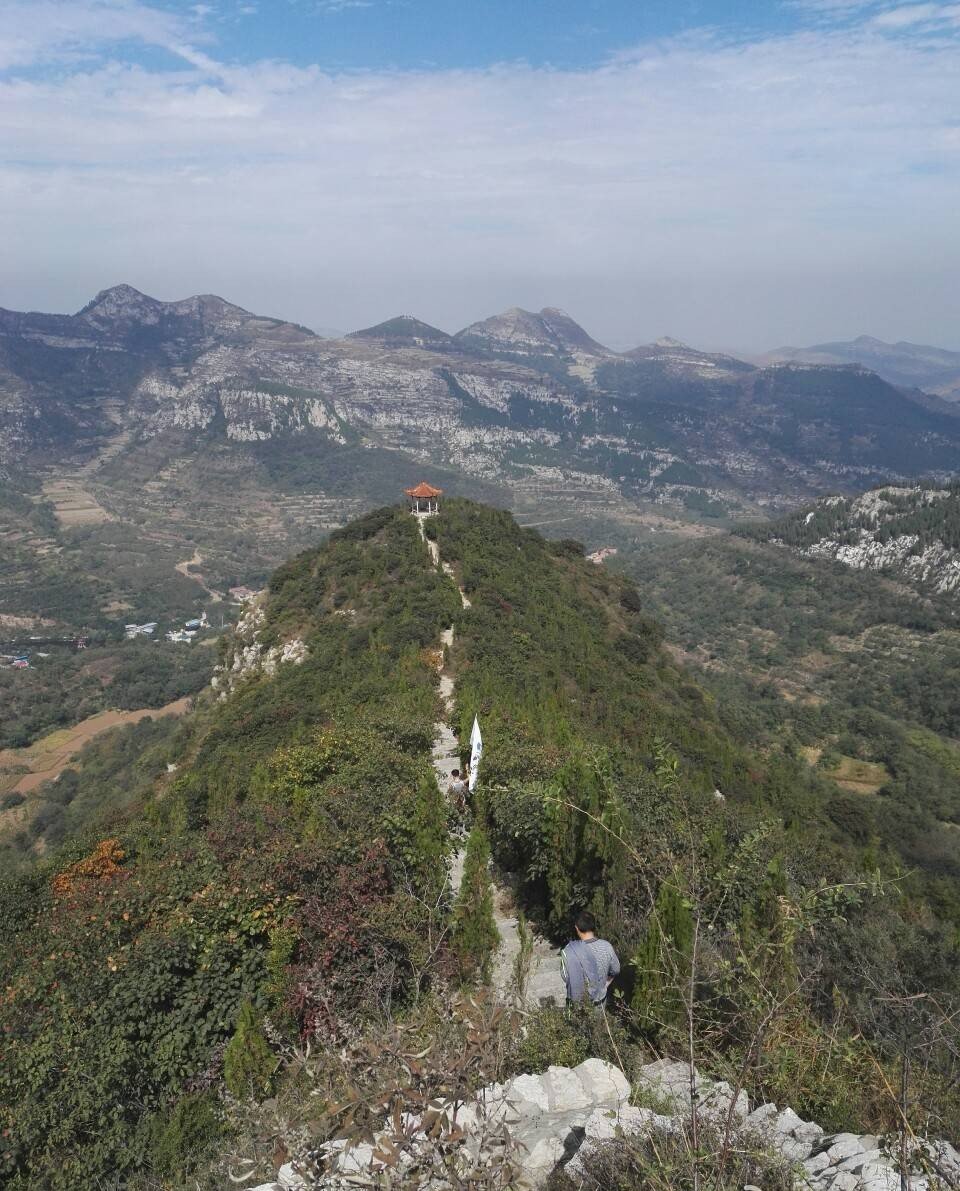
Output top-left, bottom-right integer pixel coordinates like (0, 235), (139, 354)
(405, 481), (443, 516)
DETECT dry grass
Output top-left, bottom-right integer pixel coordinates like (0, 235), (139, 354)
(825, 755), (889, 794)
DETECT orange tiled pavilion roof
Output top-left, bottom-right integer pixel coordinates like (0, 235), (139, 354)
(405, 482), (443, 498)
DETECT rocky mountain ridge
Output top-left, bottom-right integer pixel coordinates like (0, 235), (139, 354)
(253, 1056), (957, 1190)
(762, 335), (960, 402)
(2, 286), (959, 520)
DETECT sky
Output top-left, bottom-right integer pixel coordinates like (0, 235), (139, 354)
(0, 0), (958, 351)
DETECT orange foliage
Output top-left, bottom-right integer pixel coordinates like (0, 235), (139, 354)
(52, 838), (126, 898)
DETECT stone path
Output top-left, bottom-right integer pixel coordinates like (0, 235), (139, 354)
(417, 514), (564, 1009)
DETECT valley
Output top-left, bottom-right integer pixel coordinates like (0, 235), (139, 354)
(2, 284), (959, 1185)
(3, 496), (960, 1190)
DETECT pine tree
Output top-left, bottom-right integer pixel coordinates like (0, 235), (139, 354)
(452, 823), (499, 986)
(631, 881), (693, 1039)
(223, 1001), (275, 1100)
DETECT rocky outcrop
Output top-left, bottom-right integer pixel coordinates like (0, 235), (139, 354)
(245, 1058), (959, 1191)
(803, 531), (960, 595)
(769, 485), (960, 597)
(211, 602), (308, 697)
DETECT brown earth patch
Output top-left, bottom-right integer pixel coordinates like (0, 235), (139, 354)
(0, 697), (192, 795)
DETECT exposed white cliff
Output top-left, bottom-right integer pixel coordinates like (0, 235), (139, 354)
(211, 601), (308, 697)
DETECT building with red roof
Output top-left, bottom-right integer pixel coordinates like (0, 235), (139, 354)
(404, 481), (443, 515)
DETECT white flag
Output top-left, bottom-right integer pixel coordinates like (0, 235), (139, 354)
(468, 716), (483, 791)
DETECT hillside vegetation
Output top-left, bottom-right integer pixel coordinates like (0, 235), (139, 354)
(1, 501), (958, 1188)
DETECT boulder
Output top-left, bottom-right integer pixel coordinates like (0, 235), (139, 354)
(777, 1136), (813, 1163)
(820, 1134), (866, 1165)
(794, 1120), (826, 1147)
(277, 1164), (310, 1190)
(698, 1079), (750, 1123)
(773, 1106), (805, 1136)
(523, 1136), (567, 1180)
(826, 1173), (859, 1191)
(857, 1167), (900, 1191)
(582, 1103), (671, 1144)
(802, 1150), (831, 1176)
(504, 1073), (550, 1116)
(543, 1065), (592, 1114)
(835, 1148), (885, 1174)
(635, 1058), (701, 1109)
(744, 1103), (779, 1130)
(573, 1057), (630, 1106)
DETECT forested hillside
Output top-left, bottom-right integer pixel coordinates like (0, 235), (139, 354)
(2, 501), (959, 1189)
(1, 508), (458, 1187)
(742, 482), (960, 596)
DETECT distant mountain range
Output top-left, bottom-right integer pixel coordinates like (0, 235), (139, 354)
(761, 336), (960, 402)
(2, 285), (959, 524)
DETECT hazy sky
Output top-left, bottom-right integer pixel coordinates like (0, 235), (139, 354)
(0, 0), (958, 351)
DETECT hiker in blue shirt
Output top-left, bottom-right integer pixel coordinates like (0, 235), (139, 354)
(561, 910), (620, 1009)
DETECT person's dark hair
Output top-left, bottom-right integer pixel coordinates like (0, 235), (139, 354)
(575, 910), (597, 934)
(451, 769), (460, 778)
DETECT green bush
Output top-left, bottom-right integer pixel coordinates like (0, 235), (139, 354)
(224, 1002), (275, 1100)
(140, 1093), (223, 1182)
(452, 823), (499, 986)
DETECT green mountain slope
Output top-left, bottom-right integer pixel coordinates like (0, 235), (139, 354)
(3, 501), (959, 1188)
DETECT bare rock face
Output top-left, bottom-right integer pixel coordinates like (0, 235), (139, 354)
(212, 600), (308, 697)
(4, 286), (960, 516)
(772, 485), (960, 597)
(245, 1057), (955, 1191)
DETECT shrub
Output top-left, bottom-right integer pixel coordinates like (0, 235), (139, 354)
(452, 823), (499, 986)
(547, 1121), (794, 1191)
(139, 1093), (223, 1181)
(224, 1002), (275, 1100)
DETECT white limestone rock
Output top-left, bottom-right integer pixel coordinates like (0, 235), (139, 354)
(277, 1163), (310, 1190)
(820, 1134), (866, 1164)
(778, 1136), (813, 1163)
(543, 1065), (592, 1114)
(803, 1150), (832, 1175)
(825, 1172), (859, 1191)
(794, 1120), (826, 1147)
(856, 1164), (901, 1191)
(573, 1058), (631, 1107)
(698, 1079), (750, 1123)
(505, 1073), (550, 1116)
(523, 1136), (567, 1177)
(635, 1058), (703, 1110)
(745, 1102), (779, 1130)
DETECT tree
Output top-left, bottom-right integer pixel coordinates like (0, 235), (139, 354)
(452, 824), (499, 986)
(224, 1001), (275, 1100)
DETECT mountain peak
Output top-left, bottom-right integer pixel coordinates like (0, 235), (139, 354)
(653, 335), (688, 349)
(78, 284), (161, 318)
(347, 314), (451, 345)
(454, 305), (610, 357)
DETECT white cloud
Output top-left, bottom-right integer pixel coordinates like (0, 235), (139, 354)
(0, 0), (221, 71)
(0, 1), (957, 348)
(872, 2), (960, 26)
